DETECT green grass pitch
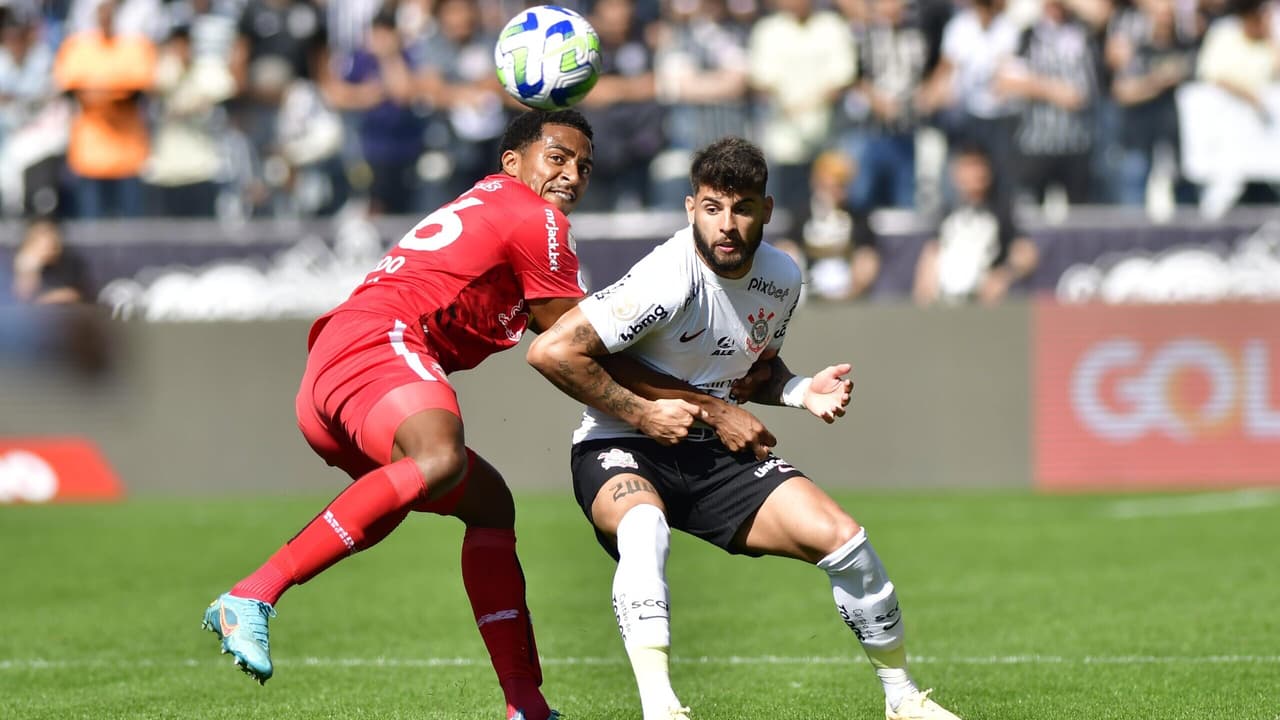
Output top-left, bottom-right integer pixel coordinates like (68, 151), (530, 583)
(1, 490), (1277, 719)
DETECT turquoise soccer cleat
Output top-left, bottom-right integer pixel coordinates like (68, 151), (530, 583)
(201, 592), (277, 684)
(511, 711), (562, 720)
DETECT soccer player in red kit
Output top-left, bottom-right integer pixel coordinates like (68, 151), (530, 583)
(200, 110), (701, 720)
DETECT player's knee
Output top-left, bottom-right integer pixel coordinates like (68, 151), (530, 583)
(815, 512), (862, 557)
(448, 460), (516, 528)
(406, 445), (469, 500)
(476, 472), (515, 526)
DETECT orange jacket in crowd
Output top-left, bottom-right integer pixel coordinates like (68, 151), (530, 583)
(54, 30), (157, 180)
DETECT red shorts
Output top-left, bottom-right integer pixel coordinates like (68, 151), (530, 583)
(296, 310), (461, 480)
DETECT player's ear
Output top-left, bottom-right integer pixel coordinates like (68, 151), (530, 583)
(762, 195), (774, 224)
(500, 149), (520, 177)
(684, 195), (695, 223)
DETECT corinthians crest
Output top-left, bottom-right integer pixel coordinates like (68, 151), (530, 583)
(745, 307), (774, 353)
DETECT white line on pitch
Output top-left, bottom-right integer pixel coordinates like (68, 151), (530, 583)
(3, 655), (1279, 671)
(1103, 489), (1280, 519)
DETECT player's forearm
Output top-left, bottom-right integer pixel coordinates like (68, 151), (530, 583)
(598, 354), (723, 415)
(745, 355), (796, 407)
(540, 355), (653, 426)
(528, 330), (653, 427)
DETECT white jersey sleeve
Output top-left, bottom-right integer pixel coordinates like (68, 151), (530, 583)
(578, 241), (693, 352)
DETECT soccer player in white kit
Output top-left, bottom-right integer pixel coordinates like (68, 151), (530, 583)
(527, 137), (963, 720)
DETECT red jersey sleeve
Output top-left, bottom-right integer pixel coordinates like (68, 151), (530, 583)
(506, 204), (586, 300)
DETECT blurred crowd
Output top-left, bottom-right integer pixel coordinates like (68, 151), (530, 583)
(0, 0), (1278, 308)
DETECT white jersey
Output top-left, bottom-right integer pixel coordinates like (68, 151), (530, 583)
(573, 227), (803, 444)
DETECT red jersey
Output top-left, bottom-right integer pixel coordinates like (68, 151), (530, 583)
(318, 174), (585, 374)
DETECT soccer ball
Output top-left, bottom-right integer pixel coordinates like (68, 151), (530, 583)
(494, 5), (601, 110)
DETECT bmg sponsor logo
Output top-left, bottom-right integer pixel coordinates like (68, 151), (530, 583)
(1071, 338), (1280, 441)
(619, 305), (668, 342)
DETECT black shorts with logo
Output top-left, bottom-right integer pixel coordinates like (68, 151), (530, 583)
(570, 429), (806, 559)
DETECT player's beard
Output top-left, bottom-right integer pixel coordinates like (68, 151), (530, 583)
(692, 223), (763, 276)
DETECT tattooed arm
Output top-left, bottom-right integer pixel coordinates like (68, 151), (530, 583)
(527, 303), (700, 444)
(598, 354), (777, 458)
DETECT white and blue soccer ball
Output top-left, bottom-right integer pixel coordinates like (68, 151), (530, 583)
(494, 5), (601, 110)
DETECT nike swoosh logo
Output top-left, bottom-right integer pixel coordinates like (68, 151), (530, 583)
(219, 604), (239, 638)
(678, 329), (706, 343)
(637, 614), (670, 621)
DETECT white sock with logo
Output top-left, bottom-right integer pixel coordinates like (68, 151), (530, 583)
(612, 503), (682, 719)
(817, 528), (917, 711)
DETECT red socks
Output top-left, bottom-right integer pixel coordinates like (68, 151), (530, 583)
(232, 457), (426, 605)
(462, 527), (549, 720)
(230, 459), (550, 720)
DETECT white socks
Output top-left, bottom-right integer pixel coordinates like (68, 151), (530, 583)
(612, 504), (682, 720)
(818, 528), (918, 710)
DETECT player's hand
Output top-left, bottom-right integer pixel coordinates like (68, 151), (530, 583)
(702, 401), (776, 460)
(638, 398), (700, 445)
(730, 358), (772, 403)
(804, 364), (853, 424)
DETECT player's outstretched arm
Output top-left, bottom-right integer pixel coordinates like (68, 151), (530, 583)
(527, 302), (700, 445)
(598, 354), (777, 459)
(746, 354), (854, 424)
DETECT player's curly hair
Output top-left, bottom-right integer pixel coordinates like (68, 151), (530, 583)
(689, 137), (768, 196)
(499, 109), (594, 155)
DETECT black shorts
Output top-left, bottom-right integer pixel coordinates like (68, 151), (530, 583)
(570, 430), (806, 559)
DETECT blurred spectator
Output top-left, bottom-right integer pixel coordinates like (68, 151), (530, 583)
(67, 0), (166, 40)
(913, 144), (1039, 306)
(166, 0), (240, 62)
(996, 0), (1099, 207)
(233, 0), (327, 110)
(1108, 0), (1198, 207)
(1196, 0), (1280, 203)
(916, 0), (955, 77)
(324, 0), (383, 58)
(394, 0), (436, 43)
(143, 25), (236, 217)
(577, 0), (665, 211)
(231, 0), (333, 216)
(748, 0), (855, 225)
(54, 0), (156, 219)
(1, 217), (110, 376)
(0, 4), (66, 218)
(651, 0), (752, 205)
(414, 0), (505, 207)
(723, 0), (764, 32)
(922, 0), (1021, 211)
(276, 75), (348, 216)
(1195, 0), (1237, 30)
(1198, 0), (1279, 110)
(777, 149), (882, 301)
(839, 0), (929, 211)
(9, 218), (90, 304)
(328, 7), (423, 216)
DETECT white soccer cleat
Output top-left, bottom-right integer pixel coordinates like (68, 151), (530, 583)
(886, 689), (962, 720)
(662, 707), (692, 720)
